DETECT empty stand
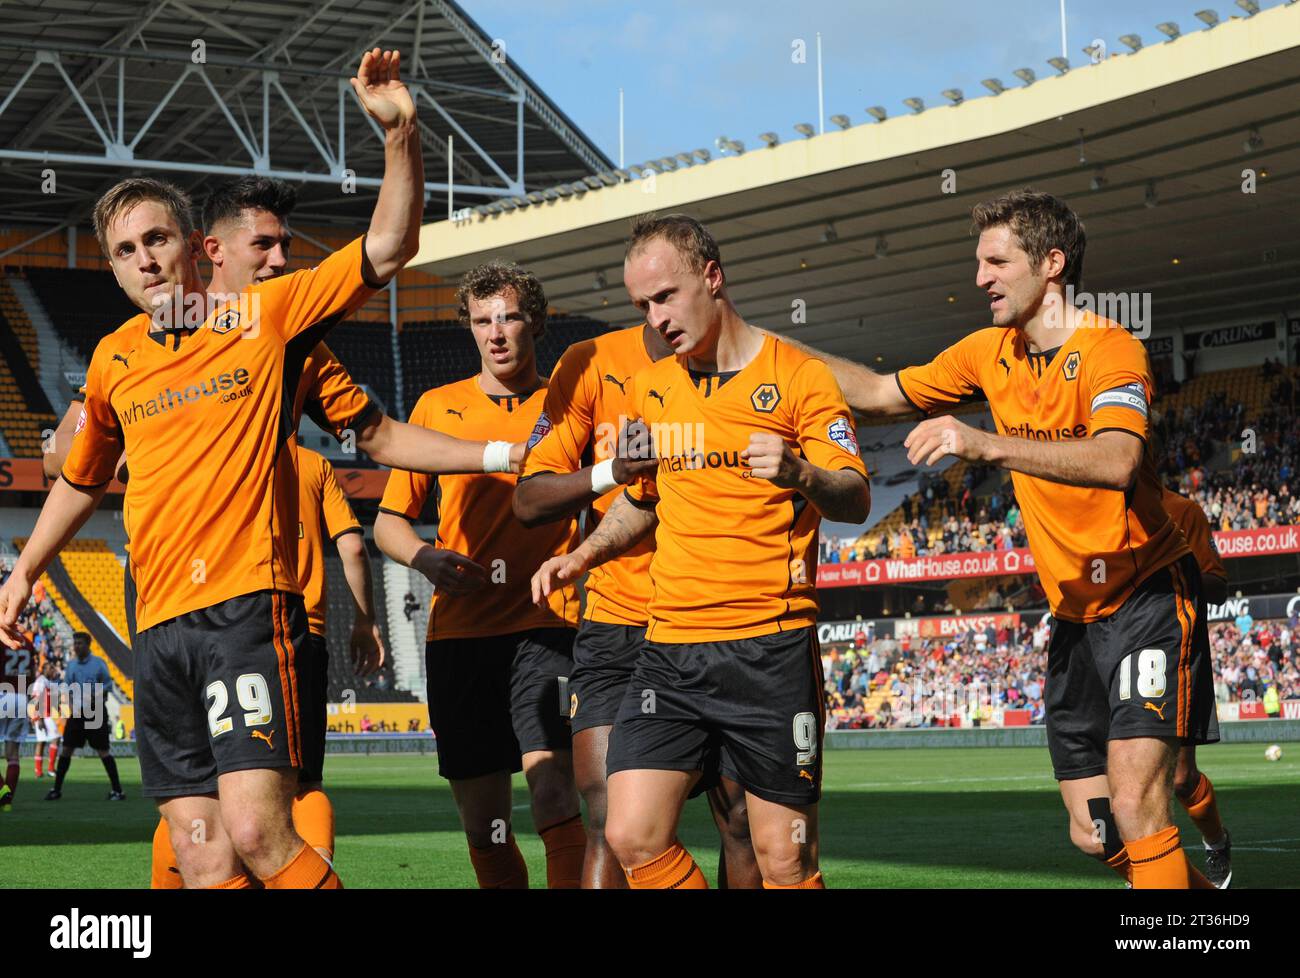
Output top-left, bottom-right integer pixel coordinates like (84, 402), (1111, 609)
(0, 286), (57, 455)
(323, 320), (398, 413)
(322, 548), (415, 703)
(24, 266), (139, 364)
(398, 315), (611, 406)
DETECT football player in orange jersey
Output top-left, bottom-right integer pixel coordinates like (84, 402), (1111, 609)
(514, 320), (762, 888)
(1055, 486), (1233, 886)
(375, 262), (585, 889)
(42, 170), (531, 887)
(783, 190), (1218, 888)
(0, 49), (423, 890)
(533, 215), (870, 889)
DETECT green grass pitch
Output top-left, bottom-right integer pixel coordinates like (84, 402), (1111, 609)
(2, 742), (1295, 888)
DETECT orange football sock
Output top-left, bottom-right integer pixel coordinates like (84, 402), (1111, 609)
(34, 753), (43, 778)
(208, 872), (256, 889)
(151, 818), (183, 889)
(260, 842), (342, 889)
(1180, 773), (1226, 846)
(292, 788), (336, 860)
(763, 871), (825, 889)
(1105, 847), (1132, 883)
(538, 814), (586, 889)
(48, 744), (57, 770)
(624, 841), (709, 889)
(467, 835), (529, 889)
(1127, 826), (1191, 889)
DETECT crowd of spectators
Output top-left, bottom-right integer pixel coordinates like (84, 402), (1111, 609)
(0, 556), (72, 670)
(1211, 615), (1300, 706)
(823, 364), (1300, 564)
(823, 611), (1300, 729)
(1155, 389), (1300, 529)
(823, 618), (1050, 730)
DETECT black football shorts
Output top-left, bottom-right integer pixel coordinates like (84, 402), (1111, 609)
(425, 627), (574, 781)
(134, 590), (308, 798)
(568, 620), (645, 734)
(1046, 553), (1218, 781)
(62, 716), (111, 752)
(606, 626), (825, 807)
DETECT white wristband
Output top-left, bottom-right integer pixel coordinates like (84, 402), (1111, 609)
(591, 458), (619, 494)
(483, 441), (514, 474)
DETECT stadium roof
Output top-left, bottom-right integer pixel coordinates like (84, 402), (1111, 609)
(410, 4), (1300, 366)
(0, 0), (611, 231)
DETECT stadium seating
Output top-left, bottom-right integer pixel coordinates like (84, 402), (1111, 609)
(321, 320), (398, 413)
(398, 315), (612, 406)
(23, 266), (139, 365)
(0, 280), (57, 456)
(322, 549), (416, 703)
(26, 548), (134, 700)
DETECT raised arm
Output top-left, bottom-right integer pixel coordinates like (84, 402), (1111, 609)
(0, 479), (106, 647)
(530, 491), (657, 604)
(350, 49), (423, 283)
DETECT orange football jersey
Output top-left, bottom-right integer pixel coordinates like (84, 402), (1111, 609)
(521, 324), (657, 626)
(897, 312), (1188, 622)
(626, 334), (868, 643)
(380, 376), (581, 641)
(64, 237), (377, 631)
(1163, 488), (1225, 583)
(296, 446), (362, 636)
(295, 341), (378, 440)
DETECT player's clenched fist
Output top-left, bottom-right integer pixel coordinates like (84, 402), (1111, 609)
(412, 546), (487, 596)
(742, 432), (804, 489)
(0, 572), (31, 650)
(612, 418), (658, 484)
(532, 552), (589, 606)
(508, 441), (528, 474)
(350, 48), (416, 129)
(904, 415), (990, 467)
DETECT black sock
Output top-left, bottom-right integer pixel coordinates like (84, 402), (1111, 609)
(101, 756), (122, 793)
(54, 755), (72, 792)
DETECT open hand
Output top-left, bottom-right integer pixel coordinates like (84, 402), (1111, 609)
(350, 49), (416, 130)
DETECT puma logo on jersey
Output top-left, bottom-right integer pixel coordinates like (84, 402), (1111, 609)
(112, 351), (134, 369)
(648, 388), (669, 406)
(603, 374), (630, 394)
(569, 692), (578, 719)
(446, 407), (465, 420)
(798, 769), (815, 784)
(998, 357), (1011, 375)
(1143, 701), (1167, 722)
(250, 728), (276, 749)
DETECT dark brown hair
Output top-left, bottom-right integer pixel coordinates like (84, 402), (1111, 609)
(93, 177), (195, 255)
(971, 189), (1086, 290)
(626, 213), (724, 282)
(456, 259), (547, 333)
(202, 176), (298, 231)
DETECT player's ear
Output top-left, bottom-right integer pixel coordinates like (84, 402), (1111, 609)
(704, 258), (725, 296)
(1044, 247), (1067, 284)
(200, 233), (222, 264)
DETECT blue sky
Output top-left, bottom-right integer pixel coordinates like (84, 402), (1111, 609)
(464, 0), (1286, 168)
